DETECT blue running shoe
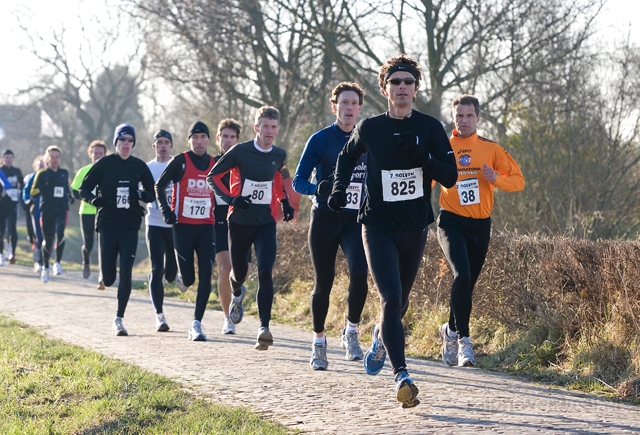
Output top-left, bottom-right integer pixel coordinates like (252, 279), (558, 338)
(394, 370), (420, 408)
(363, 323), (386, 375)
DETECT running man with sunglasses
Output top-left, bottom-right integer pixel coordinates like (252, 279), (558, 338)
(329, 55), (457, 407)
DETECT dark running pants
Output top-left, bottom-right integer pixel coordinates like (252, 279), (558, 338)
(228, 221), (276, 329)
(99, 228), (138, 318)
(308, 206), (368, 333)
(0, 202), (17, 255)
(146, 225), (177, 314)
(41, 210), (67, 267)
(80, 213), (96, 265)
(172, 223), (215, 322)
(362, 224), (428, 374)
(437, 210), (491, 338)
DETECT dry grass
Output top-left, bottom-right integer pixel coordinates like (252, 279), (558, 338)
(273, 223), (640, 399)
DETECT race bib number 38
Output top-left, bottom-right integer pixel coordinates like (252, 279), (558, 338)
(457, 178), (480, 206)
(381, 168), (424, 202)
(241, 179), (273, 205)
(182, 196), (212, 219)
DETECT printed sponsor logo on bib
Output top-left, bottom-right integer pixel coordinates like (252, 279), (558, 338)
(182, 196), (212, 219)
(345, 182), (362, 210)
(116, 186), (130, 209)
(6, 188), (20, 202)
(53, 186), (64, 198)
(457, 178), (480, 205)
(381, 168), (424, 202)
(241, 179), (272, 205)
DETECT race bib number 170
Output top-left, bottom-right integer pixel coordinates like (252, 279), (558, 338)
(381, 168), (424, 202)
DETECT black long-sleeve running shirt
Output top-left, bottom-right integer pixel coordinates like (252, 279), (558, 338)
(334, 110), (457, 232)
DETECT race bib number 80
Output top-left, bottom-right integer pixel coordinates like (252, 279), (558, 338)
(241, 179), (273, 205)
(457, 178), (480, 206)
(381, 168), (424, 202)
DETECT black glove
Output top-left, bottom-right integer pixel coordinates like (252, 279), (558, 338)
(138, 189), (151, 203)
(315, 180), (332, 197)
(230, 195), (252, 210)
(162, 208), (177, 225)
(72, 189), (81, 200)
(327, 190), (347, 212)
(68, 195), (75, 205)
(281, 199), (294, 221)
(397, 131), (431, 163)
(91, 197), (108, 208)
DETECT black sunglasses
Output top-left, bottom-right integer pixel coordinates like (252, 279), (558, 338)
(387, 77), (416, 86)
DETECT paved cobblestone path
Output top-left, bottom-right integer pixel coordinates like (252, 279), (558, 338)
(1, 265), (639, 434)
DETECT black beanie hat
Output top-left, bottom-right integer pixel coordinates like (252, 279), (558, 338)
(2, 149), (14, 157)
(113, 123), (136, 147)
(153, 129), (173, 144)
(188, 121), (210, 138)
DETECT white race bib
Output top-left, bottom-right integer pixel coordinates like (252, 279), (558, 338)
(381, 168), (424, 202)
(6, 188), (19, 202)
(457, 178), (480, 206)
(116, 186), (130, 209)
(345, 182), (362, 210)
(241, 179), (272, 205)
(53, 186), (64, 198)
(182, 196), (212, 219)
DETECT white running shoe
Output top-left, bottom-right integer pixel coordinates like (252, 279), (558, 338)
(341, 329), (364, 361)
(188, 320), (206, 341)
(439, 323), (459, 366)
(310, 342), (329, 370)
(156, 313), (169, 332)
(41, 268), (50, 283)
(221, 316), (236, 335)
(112, 317), (128, 336)
(457, 336), (477, 367)
(4, 242), (11, 257)
(33, 262), (41, 273)
(176, 275), (189, 292)
(229, 285), (247, 324)
(0, 255), (5, 267)
(255, 326), (273, 350)
(53, 262), (63, 275)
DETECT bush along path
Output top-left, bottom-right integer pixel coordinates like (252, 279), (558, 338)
(0, 265), (639, 434)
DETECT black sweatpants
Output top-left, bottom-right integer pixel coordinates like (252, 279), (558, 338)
(0, 202), (17, 255)
(228, 221), (276, 329)
(80, 213), (96, 265)
(146, 225), (177, 314)
(41, 210), (67, 267)
(172, 223), (215, 322)
(437, 210), (491, 338)
(308, 206), (368, 333)
(362, 224), (428, 374)
(99, 228), (138, 318)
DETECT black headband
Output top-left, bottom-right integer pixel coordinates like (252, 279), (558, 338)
(384, 64), (420, 82)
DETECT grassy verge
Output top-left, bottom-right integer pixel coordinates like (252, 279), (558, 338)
(0, 316), (294, 434)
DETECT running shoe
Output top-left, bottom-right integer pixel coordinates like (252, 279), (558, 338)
(0, 255), (5, 267)
(439, 323), (459, 366)
(255, 326), (273, 350)
(156, 313), (170, 332)
(82, 263), (90, 279)
(8, 254), (15, 264)
(176, 275), (188, 292)
(363, 323), (386, 375)
(394, 370), (420, 408)
(221, 316), (236, 335)
(112, 317), (128, 336)
(188, 320), (206, 341)
(341, 329), (364, 361)
(229, 285), (247, 324)
(310, 342), (329, 370)
(53, 262), (63, 275)
(97, 280), (105, 290)
(4, 242), (11, 257)
(33, 262), (41, 273)
(41, 267), (50, 283)
(458, 336), (477, 367)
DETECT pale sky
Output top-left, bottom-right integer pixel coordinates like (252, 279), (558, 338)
(0, 0), (637, 99)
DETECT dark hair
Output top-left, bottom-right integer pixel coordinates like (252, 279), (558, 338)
(88, 140), (107, 157)
(377, 54), (422, 93)
(217, 118), (242, 137)
(452, 94), (481, 117)
(330, 82), (365, 105)
(254, 106), (280, 126)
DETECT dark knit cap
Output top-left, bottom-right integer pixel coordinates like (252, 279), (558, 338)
(113, 123), (136, 147)
(153, 129), (173, 144)
(188, 121), (210, 138)
(2, 149), (14, 157)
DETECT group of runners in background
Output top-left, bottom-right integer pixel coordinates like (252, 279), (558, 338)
(0, 54), (524, 408)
